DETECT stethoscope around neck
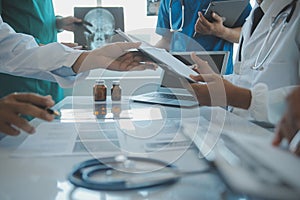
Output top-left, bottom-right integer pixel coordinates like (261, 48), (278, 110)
(169, 0), (185, 32)
(251, 0), (297, 71)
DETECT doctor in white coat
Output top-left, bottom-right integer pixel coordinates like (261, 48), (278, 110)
(0, 16), (155, 87)
(189, 0), (300, 124)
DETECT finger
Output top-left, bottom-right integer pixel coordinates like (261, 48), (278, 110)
(199, 12), (212, 27)
(14, 102), (54, 121)
(191, 53), (214, 74)
(272, 131), (283, 146)
(212, 12), (223, 23)
(12, 93), (54, 108)
(190, 74), (205, 82)
(0, 122), (20, 136)
(294, 143), (300, 156)
(190, 74), (216, 82)
(195, 20), (209, 33)
(73, 17), (82, 23)
(139, 62), (158, 70)
(194, 12), (202, 32)
(117, 42), (141, 52)
(5, 113), (35, 134)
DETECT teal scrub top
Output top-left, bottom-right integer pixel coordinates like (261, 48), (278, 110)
(0, 0), (64, 104)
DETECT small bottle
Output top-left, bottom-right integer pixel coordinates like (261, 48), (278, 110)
(111, 80), (122, 101)
(93, 80), (107, 101)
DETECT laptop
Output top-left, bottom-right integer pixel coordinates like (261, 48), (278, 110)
(131, 51), (229, 107)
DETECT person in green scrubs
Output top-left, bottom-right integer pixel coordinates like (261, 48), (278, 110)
(0, 0), (81, 105)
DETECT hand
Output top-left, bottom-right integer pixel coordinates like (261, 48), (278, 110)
(194, 12), (225, 37)
(188, 53), (251, 108)
(188, 53), (225, 106)
(0, 93), (55, 136)
(56, 16), (82, 32)
(73, 42), (157, 73)
(190, 52), (217, 74)
(273, 87), (300, 155)
(189, 74), (228, 106)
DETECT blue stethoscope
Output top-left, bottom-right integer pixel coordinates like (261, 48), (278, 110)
(252, 0), (297, 71)
(169, 0), (185, 32)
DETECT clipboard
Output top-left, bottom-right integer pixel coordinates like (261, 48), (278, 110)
(115, 29), (198, 82)
(204, 0), (249, 27)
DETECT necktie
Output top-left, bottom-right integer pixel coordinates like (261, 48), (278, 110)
(251, 6), (264, 35)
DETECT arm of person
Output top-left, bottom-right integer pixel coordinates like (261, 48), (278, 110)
(188, 53), (251, 108)
(194, 12), (241, 43)
(0, 16), (156, 87)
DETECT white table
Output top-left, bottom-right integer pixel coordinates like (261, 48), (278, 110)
(0, 96), (275, 200)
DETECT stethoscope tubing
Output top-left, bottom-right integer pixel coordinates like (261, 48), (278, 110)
(68, 156), (179, 191)
(169, 0), (185, 32)
(252, 0), (297, 70)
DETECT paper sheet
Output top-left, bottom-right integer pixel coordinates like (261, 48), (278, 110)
(12, 122), (121, 157)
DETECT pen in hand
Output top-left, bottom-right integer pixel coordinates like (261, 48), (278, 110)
(45, 108), (61, 117)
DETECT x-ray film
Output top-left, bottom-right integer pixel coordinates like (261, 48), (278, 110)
(74, 7), (124, 50)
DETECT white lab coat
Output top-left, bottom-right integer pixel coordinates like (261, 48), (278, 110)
(225, 0), (300, 123)
(0, 16), (87, 88)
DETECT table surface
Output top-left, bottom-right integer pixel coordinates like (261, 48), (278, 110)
(0, 96), (275, 200)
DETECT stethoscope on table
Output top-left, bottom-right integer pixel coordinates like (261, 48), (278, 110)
(169, 0), (185, 32)
(68, 155), (211, 191)
(252, 0), (298, 71)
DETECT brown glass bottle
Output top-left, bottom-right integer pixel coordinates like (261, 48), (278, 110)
(111, 81), (121, 101)
(93, 80), (107, 101)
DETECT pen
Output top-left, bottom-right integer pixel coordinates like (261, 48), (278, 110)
(193, 32), (197, 38)
(45, 108), (61, 117)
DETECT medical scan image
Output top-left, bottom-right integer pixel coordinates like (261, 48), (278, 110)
(84, 8), (116, 49)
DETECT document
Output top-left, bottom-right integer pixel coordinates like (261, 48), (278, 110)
(12, 122), (121, 157)
(115, 29), (198, 82)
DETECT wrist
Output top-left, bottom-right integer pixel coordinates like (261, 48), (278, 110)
(72, 52), (89, 73)
(228, 86), (252, 109)
(215, 26), (229, 39)
(56, 15), (64, 32)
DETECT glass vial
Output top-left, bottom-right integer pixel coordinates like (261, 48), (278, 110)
(93, 80), (107, 101)
(111, 81), (122, 101)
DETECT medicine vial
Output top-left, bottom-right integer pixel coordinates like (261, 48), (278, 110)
(93, 80), (107, 101)
(111, 81), (122, 101)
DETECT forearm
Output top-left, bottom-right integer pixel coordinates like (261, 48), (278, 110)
(215, 27), (241, 43)
(71, 52), (89, 73)
(227, 85), (252, 109)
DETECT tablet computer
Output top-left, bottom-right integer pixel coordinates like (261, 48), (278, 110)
(204, 0), (249, 27)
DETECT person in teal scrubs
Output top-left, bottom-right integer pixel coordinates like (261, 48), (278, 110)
(0, 0), (81, 105)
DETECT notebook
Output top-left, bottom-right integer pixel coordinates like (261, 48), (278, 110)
(131, 51), (229, 108)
